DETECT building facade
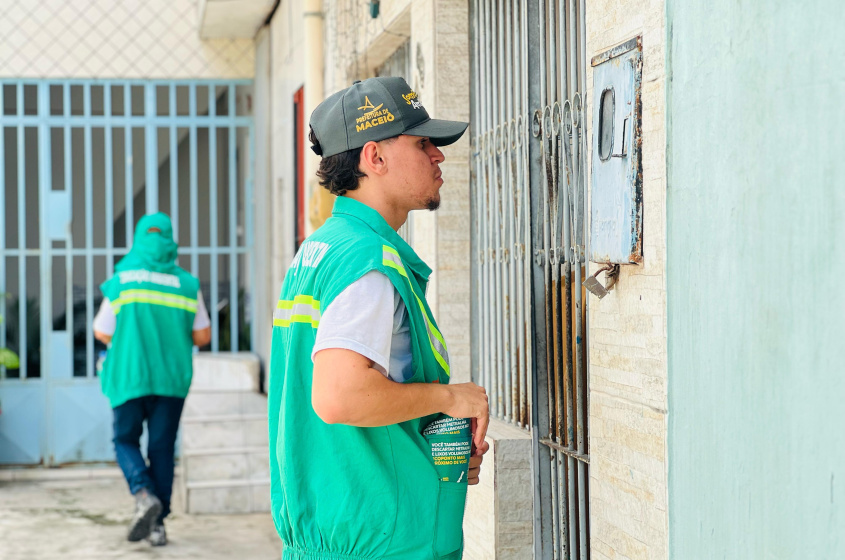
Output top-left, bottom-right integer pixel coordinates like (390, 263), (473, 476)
(2, 0), (843, 558)
(254, 0), (669, 558)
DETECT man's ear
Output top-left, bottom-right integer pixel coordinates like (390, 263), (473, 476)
(359, 141), (388, 177)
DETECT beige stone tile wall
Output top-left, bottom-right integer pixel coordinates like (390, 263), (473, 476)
(0, 0), (254, 78)
(323, 0), (473, 383)
(585, 0), (668, 558)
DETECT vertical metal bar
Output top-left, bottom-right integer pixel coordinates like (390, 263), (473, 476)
(208, 86), (219, 351)
(64, 84), (73, 366)
(247, 123), (256, 354)
(505, 0), (519, 425)
(0, 84), (5, 378)
(37, 83), (52, 462)
(494, 0), (506, 420)
(496, 0), (511, 422)
(484, 0), (499, 415)
(84, 84), (94, 378)
(169, 84), (178, 241)
(550, 1), (573, 548)
(537, 0), (563, 556)
(570, 3), (583, 555)
(105, 85), (114, 275)
(527, 0), (554, 555)
(566, 1), (587, 557)
(479, 0), (489, 405)
(509, 0), (523, 426)
(16, 83), (26, 379)
(513, 0), (529, 427)
(189, 84), (198, 276)
(145, 83), (157, 213)
(229, 86), (238, 353)
(521, 0), (532, 427)
(576, 3), (590, 557)
(124, 84), (134, 247)
(470, 0), (479, 388)
(478, 0), (488, 407)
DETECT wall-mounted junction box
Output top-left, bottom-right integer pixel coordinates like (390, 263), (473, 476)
(590, 37), (643, 265)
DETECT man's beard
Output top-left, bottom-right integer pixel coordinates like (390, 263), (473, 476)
(425, 196), (440, 211)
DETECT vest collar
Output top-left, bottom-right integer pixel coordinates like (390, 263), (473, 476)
(332, 196), (432, 282)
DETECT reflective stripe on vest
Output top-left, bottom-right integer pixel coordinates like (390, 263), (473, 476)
(112, 289), (197, 314)
(274, 295), (321, 328)
(382, 245), (451, 376)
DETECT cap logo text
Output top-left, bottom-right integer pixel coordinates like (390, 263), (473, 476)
(355, 95), (395, 132)
(402, 91), (423, 110)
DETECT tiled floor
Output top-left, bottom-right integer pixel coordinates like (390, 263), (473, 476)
(0, 472), (282, 559)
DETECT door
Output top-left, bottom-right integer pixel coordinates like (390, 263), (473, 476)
(470, 1), (591, 557)
(0, 80), (255, 466)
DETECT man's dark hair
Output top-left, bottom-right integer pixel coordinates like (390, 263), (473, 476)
(309, 128), (365, 196)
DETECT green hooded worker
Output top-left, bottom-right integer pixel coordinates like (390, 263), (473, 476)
(93, 212), (211, 547)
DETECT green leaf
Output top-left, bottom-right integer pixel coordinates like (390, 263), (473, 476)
(0, 348), (20, 369)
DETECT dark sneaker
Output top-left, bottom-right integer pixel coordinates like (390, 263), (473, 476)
(148, 522), (167, 546)
(127, 489), (162, 542)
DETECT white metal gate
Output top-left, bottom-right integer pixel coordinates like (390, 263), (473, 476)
(470, 1), (590, 558)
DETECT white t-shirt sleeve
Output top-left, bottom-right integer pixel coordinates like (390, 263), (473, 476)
(93, 298), (116, 335)
(193, 290), (211, 331)
(312, 271), (396, 376)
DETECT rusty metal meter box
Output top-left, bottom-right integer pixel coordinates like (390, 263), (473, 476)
(589, 37), (643, 264)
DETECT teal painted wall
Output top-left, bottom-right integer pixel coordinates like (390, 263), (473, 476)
(666, 2), (845, 558)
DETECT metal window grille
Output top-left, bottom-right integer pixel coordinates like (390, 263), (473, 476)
(470, 0), (533, 429)
(470, 1), (590, 558)
(0, 79), (255, 465)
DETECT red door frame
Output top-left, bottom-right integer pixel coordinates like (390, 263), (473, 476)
(293, 87), (306, 251)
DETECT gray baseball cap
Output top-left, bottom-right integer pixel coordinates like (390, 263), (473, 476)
(309, 77), (468, 158)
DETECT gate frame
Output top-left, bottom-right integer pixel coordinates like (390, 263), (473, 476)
(0, 78), (256, 466)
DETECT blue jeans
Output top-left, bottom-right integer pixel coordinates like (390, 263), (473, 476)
(112, 395), (185, 522)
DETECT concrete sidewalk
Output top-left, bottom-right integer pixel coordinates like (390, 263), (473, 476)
(0, 472), (282, 559)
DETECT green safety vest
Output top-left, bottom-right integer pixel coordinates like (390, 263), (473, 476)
(99, 268), (200, 408)
(269, 196), (469, 560)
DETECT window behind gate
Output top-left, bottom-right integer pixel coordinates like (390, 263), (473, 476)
(470, 1), (590, 558)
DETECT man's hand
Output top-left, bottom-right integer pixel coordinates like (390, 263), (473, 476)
(93, 330), (112, 345)
(193, 326), (211, 347)
(443, 383), (489, 451)
(467, 431), (490, 486)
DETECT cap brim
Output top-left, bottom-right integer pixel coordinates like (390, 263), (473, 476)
(403, 118), (469, 147)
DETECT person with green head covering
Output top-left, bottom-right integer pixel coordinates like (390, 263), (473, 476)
(93, 212), (211, 547)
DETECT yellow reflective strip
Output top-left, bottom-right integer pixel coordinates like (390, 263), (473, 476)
(383, 259), (408, 278)
(272, 317), (319, 328)
(277, 295), (320, 310)
(119, 289), (197, 306)
(430, 343), (450, 375)
(383, 245), (450, 375)
(411, 293), (450, 376)
(415, 294), (447, 349)
(112, 297), (197, 314)
(293, 294), (320, 308)
(289, 314), (320, 327)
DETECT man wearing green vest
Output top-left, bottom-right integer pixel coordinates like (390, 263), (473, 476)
(93, 213), (211, 547)
(269, 77), (490, 560)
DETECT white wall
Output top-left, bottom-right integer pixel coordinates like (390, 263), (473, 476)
(0, 0), (254, 79)
(267, 0), (306, 308)
(585, 1), (669, 558)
